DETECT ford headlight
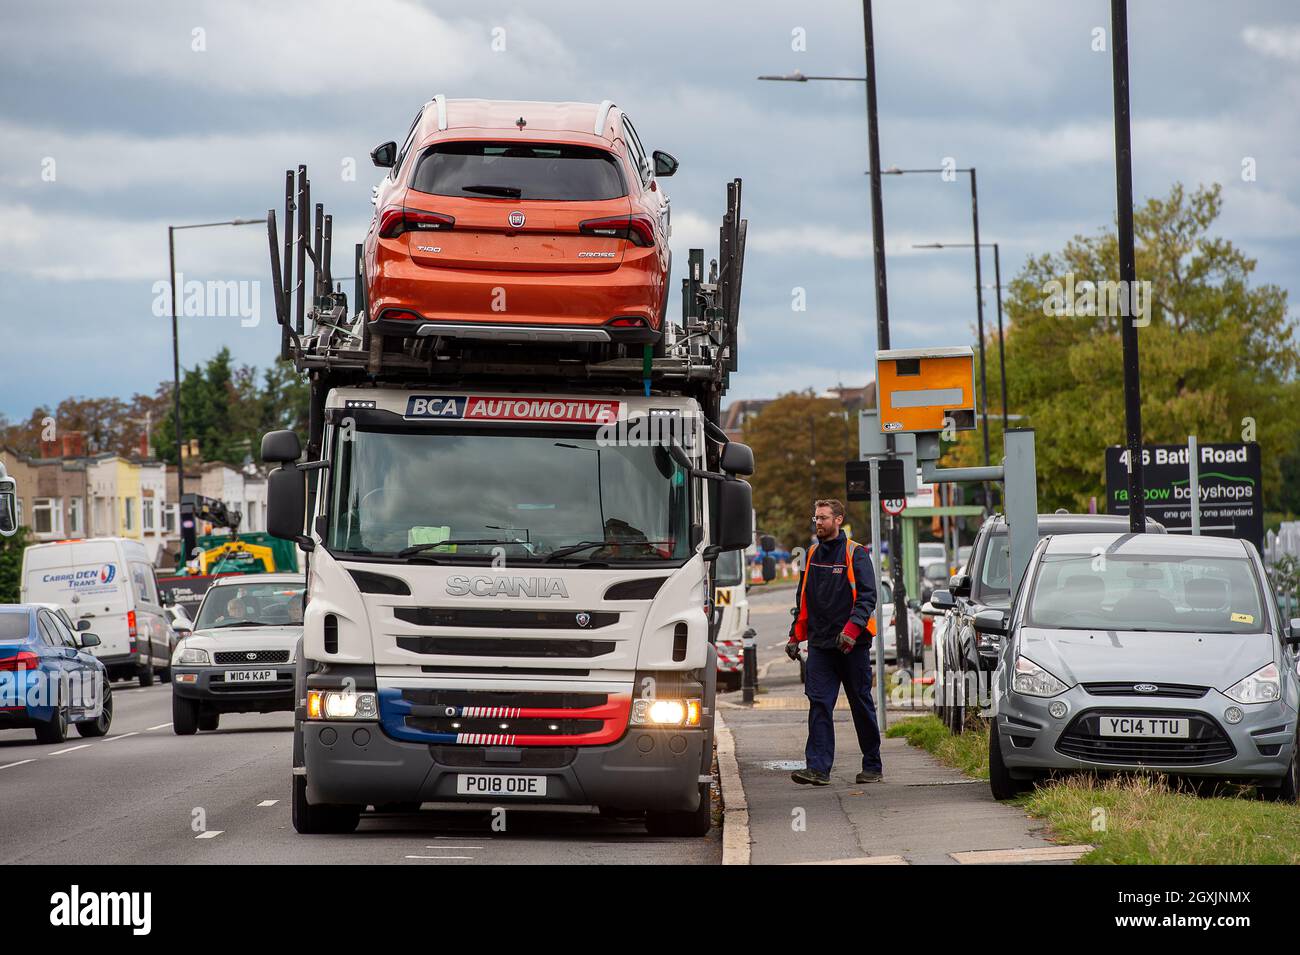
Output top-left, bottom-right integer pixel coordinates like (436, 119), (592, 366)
(1012, 654), (1068, 698)
(1223, 662), (1281, 704)
(176, 646), (211, 665)
(307, 688), (378, 721)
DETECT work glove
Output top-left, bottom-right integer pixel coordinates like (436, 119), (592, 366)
(785, 639), (802, 661)
(836, 630), (857, 654)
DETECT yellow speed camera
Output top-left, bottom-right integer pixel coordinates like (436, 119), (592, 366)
(875, 346), (976, 433)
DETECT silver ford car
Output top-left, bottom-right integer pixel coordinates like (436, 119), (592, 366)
(984, 533), (1300, 801)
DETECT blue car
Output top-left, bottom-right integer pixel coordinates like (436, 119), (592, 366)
(0, 604), (113, 743)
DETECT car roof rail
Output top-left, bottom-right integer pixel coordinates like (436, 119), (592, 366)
(432, 93), (448, 131)
(594, 99), (615, 136)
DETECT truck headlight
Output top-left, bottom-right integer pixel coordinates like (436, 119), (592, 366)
(307, 688), (379, 721)
(1223, 663), (1281, 704)
(630, 698), (702, 727)
(1012, 655), (1068, 698)
(176, 647), (211, 665)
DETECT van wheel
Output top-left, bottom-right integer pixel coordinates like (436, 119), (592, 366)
(173, 694), (199, 735)
(1259, 734), (1299, 803)
(138, 663), (155, 688)
(159, 667), (171, 684)
(988, 723), (1032, 801)
(198, 711), (220, 732)
(292, 774), (361, 834)
(76, 685), (113, 738)
(35, 707), (69, 744)
(645, 783), (712, 837)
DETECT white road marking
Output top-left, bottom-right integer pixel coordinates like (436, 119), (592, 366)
(0, 760), (35, 771)
(257, 800), (278, 807)
(102, 732), (140, 743)
(49, 744), (91, 756)
(195, 830), (224, 840)
(145, 722), (172, 731)
(404, 855), (472, 860)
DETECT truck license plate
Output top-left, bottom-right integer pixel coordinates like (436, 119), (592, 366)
(456, 773), (547, 797)
(224, 669), (276, 683)
(1098, 716), (1188, 738)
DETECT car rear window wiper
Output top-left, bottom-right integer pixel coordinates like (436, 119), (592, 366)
(397, 539), (521, 558)
(461, 184), (523, 199)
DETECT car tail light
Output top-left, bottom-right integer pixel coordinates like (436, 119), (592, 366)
(378, 205), (455, 238)
(127, 610), (138, 638)
(579, 214), (655, 247)
(0, 651), (39, 672)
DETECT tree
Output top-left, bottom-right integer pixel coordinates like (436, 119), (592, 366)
(742, 392), (860, 549)
(945, 183), (1300, 513)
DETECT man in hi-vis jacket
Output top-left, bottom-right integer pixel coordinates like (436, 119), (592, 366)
(785, 499), (883, 785)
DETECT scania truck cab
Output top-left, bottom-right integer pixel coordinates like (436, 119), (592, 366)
(264, 387), (752, 835)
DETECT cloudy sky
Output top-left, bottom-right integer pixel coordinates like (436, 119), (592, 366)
(2, 0), (1298, 420)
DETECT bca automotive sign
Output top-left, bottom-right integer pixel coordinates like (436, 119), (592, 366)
(405, 395), (620, 424)
(1104, 442), (1263, 553)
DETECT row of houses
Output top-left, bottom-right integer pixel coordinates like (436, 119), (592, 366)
(1, 433), (268, 569)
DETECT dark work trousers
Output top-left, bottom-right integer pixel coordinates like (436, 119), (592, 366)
(803, 641), (883, 775)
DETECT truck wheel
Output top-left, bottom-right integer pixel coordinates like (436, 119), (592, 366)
(292, 774), (361, 834)
(988, 723), (1032, 801)
(138, 663), (155, 688)
(76, 685), (113, 738)
(198, 711), (220, 732)
(173, 693), (199, 735)
(35, 707), (69, 744)
(645, 783), (712, 837)
(159, 666), (171, 684)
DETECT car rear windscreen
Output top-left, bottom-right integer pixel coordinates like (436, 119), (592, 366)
(0, 611), (30, 640)
(411, 142), (627, 201)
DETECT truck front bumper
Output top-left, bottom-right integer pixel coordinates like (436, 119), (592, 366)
(302, 721), (706, 812)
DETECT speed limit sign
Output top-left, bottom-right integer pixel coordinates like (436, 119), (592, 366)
(881, 497), (907, 516)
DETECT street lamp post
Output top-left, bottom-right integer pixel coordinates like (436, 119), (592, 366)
(167, 217), (265, 566)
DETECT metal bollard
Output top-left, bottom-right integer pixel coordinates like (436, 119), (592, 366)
(741, 628), (758, 703)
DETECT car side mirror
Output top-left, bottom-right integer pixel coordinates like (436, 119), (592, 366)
(652, 150), (679, 177)
(370, 140), (397, 168)
(720, 441), (754, 476)
(79, 633), (101, 649)
(949, 573), (971, 598)
(973, 609), (1008, 636)
(929, 589), (956, 611)
(1288, 618), (1300, 648)
(261, 429), (302, 463)
(76, 618), (91, 632)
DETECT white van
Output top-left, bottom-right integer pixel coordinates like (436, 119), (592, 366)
(21, 537), (171, 686)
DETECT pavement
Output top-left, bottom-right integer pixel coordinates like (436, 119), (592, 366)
(718, 585), (1086, 865)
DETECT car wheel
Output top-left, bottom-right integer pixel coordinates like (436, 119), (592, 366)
(645, 783), (713, 837)
(138, 663), (155, 688)
(292, 774), (361, 834)
(198, 711), (220, 732)
(75, 684), (113, 738)
(35, 706), (69, 744)
(948, 664), (966, 734)
(1259, 735), (1299, 804)
(988, 722), (1032, 801)
(172, 693), (199, 735)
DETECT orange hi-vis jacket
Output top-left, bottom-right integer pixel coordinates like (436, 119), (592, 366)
(790, 535), (878, 648)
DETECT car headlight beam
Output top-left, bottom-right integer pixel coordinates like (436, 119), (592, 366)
(1223, 662), (1281, 705)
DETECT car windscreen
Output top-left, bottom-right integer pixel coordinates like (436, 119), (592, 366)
(1025, 553), (1265, 633)
(327, 426), (691, 563)
(411, 141), (627, 201)
(194, 583), (306, 631)
(0, 611), (31, 640)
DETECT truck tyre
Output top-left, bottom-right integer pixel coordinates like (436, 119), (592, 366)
(198, 711), (220, 732)
(988, 723), (1031, 801)
(173, 693), (199, 735)
(292, 774), (361, 834)
(35, 706), (69, 744)
(645, 782), (712, 837)
(138, 662), (155, 688)
(76, 685), (113, 738)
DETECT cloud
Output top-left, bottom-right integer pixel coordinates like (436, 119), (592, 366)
(1242, 24), (1300, 61)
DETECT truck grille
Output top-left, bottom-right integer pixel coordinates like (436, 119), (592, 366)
(214, 650), (290, 664)
(382, 688), (628, 747)
(1055, 710), (1235, 766)
(395, 607), (618, 630)
(396, 636), (615, 658)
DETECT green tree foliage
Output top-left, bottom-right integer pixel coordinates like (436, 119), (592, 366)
(946, 183), (1299, 513)
(741, 392), (861, 548)
(0, 525), (29, 603)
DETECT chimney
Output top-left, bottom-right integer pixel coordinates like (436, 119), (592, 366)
(61, 431), (86, 459)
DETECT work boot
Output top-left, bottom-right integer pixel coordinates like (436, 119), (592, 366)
(791, 768), (831, 786)
(855, 770), (883, 784)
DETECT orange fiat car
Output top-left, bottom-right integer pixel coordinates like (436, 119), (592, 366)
(363, 97), (677, 347)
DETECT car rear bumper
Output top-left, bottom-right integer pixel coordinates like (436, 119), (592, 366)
(302, 720), (705, 812)
(172, 666), (295, 712)
(996, 685), (1298, 782)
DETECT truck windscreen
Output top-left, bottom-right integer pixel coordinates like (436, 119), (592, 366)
(327, 427), (692, 563)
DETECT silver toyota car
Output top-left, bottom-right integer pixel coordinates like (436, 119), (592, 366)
(983, 532), (1300, 801)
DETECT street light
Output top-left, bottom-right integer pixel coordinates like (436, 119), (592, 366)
(914, 241), (1009, 432)
(167, 216), (266, 565)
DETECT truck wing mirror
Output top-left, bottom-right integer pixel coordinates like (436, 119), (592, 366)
(262, 429), (302, 463)
(720, 441), (754, 476)
(709, 478), (753, 553)
(267, 464), (311, 550)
